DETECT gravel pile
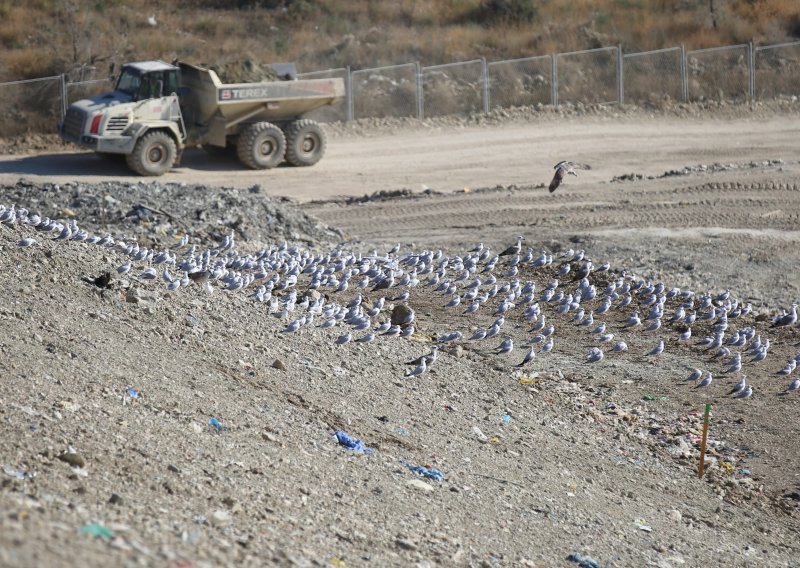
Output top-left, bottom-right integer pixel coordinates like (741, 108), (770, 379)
(3, 179), (343, 249)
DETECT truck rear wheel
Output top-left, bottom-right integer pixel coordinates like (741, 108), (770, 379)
(126, 131), (177, 176)
(284, 119), (326, 167)
(237, 122), (286, 169)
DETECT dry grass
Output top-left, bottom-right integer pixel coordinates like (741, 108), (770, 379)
(0, 0), (798, 81)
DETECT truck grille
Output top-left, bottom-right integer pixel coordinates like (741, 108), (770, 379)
(62, 108), (85, 140)
(105, 115), (130, 134)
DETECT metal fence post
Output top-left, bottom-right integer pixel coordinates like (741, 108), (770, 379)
(551, 53), (558, 107)
(617, 44), (624, 105)
(680, 44), (688, 102)
(748, 41), (755, 99)
(345, 65), (354, 121)
(416, 61), (424, 120)
(59, 74), (68, 120)
(481, 57), (489, 113)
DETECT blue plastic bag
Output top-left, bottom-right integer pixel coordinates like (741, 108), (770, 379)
(334, 430), (374, 454)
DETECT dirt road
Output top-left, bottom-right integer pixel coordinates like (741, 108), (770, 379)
(0, 114), (798, 201)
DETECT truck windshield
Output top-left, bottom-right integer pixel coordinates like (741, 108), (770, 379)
(116, 69), (142, 97)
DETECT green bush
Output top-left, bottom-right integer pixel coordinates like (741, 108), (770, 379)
(476, 0), (538, 25)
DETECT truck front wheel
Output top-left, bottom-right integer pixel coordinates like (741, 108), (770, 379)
(237, 122), (286, 169)
(126, 131), (177, 176)
(284, 119), (326, 167)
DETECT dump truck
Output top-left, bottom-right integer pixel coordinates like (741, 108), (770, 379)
(59, 60), (345, 176)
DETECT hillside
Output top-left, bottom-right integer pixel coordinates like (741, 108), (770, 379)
(1, 0), (799, 82)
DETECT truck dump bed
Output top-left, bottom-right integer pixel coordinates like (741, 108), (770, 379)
(179, 62), (345, 130)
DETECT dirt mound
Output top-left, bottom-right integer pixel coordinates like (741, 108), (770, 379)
(206, 59), (286, 84)
(2, 179), (343, 249)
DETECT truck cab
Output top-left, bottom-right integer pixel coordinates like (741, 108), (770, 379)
(115, 62), (181, 102)
(59, 60), (187, 175)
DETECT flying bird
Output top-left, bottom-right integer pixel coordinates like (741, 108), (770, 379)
(549, 161), (591, 193)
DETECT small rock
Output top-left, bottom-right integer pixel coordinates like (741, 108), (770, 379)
(272, 359), (288, 371)
(667, 509), (682, 522)
(108, 493), (124, 506)
(391, 304), (415, 326)
(58, 452), (86, 468)
(211, 510), (232, 527)
(395, 538), (417, 550)
(406, 479), (434, 493)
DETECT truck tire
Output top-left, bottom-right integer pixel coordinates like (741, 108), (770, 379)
(237, 122), (286, 169)
(126, 130), (177, 176)
(284, 119), (326, 167)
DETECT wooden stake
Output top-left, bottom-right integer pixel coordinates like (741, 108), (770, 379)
(698, 403), (711, 478)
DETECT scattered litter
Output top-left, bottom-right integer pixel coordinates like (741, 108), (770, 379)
(567, 552), (600, 568)
(79, 522), (114, 539)
(126, 388), (141, 399)
(472, 426), (488, 443)
(334, 430), (374, 454)
(738, 469), (752, 476)
(637, 524), (653, 532)
(3, 464), (33, 480)
(501, 415), (512, 424)
(401, 460), (444, 481)
(208, 417), (226, 431)
(642, 394), (668, 401)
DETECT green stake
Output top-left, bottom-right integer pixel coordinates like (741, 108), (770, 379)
(698, 403), (711, 478)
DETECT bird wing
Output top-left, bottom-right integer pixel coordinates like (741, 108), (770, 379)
(570, 162), (592, 171)
(549, 168), (564, 193)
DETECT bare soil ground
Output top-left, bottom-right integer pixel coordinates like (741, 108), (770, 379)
(1, 104), (800, 567)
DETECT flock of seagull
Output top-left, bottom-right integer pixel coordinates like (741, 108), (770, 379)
(1, 196), (799, 401)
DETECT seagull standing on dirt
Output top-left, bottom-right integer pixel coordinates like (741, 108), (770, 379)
(784, 378), (800, 393)
(771, 304), (798, 328)
(548, 161), (591, 193)
(695, 371), (713, 388)
(516, 347), (536, 367)
(728, 375), (746, 395)
(645, 339), (665, 357)
(586, 347), (604, 363)
(499, 236), (524, 257)
(405, 357), (427, 378)
(686, 368), (703, 382)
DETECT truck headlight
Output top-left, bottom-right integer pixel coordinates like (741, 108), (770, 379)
(89, 115), (103, 135)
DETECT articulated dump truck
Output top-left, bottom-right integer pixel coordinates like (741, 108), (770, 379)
(59, 60), (345, 176)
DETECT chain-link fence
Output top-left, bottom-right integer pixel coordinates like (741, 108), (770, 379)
(556, 47), (619, 106)
(1, 40), (798, 134)
(0, 76), (63, 137)
(351, 63), (420, 120)
(421, 59), (487, 118)
(754, 41), (800, 100)
(686, 44), (752, 102)
(487, 55), (553, 109)
(66, 78), (113, 106)
(623, 47), (685, 105)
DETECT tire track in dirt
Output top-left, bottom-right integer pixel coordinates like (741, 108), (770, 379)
(307, 182), (800, 242)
